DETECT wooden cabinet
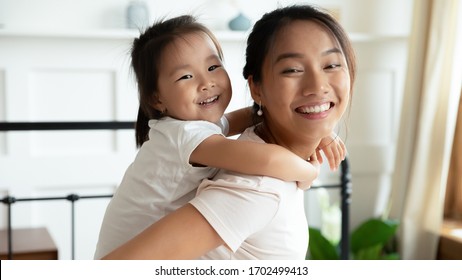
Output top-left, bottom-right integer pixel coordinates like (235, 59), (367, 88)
(437, 220), (462, 260)
(0, 227), (58, 260)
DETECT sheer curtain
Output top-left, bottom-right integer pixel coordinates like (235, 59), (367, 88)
(389, 0), (462, 259)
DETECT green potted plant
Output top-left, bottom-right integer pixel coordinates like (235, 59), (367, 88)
(307, 218), (399, 260)
(306, 188), (399, 259)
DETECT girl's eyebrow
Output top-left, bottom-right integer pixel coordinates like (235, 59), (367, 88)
(168, 64), (190, 77)
(169, 54), (220, 76)
(205, 53), (222, 63)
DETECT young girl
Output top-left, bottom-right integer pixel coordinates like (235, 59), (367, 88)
(94, 15), (345, 259)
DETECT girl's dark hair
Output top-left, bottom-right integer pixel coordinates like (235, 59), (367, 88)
(131, 15), (224, 147)
(243, 5), (356, 118)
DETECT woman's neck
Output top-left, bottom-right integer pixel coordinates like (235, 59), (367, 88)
(254, 122), (320, 161)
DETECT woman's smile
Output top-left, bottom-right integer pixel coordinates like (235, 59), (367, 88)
(296, 101), (332, 114)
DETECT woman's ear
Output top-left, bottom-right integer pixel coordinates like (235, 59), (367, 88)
(248, 75), (262, 104)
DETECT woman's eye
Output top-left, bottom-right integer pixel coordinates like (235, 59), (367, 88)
(282, 68), (302, 74)
(208, 65), (221, 71)
(325, 64), (341, 70)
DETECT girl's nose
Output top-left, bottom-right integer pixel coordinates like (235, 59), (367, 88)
(200, 79), (215, 91)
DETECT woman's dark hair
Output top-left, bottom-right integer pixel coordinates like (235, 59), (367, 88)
(243, 5), (356, 118)
(131, 15), (224, 147)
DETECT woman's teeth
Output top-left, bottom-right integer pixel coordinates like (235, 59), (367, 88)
(199, 96), (218, 105)
(299, 103), (331, 114)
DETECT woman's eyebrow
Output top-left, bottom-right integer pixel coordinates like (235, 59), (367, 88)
(322, 47), (342, 56)
(274, 52), (304, 63)
(274, 47), (342, 64)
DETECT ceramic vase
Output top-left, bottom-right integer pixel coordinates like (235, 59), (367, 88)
(126, 0), (149, 29)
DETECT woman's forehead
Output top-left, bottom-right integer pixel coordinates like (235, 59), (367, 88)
(269, 20), (340, 59)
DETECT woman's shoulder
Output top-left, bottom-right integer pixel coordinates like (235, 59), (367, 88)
(237, 126), (264, 143)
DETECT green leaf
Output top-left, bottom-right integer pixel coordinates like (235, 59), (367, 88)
(382, 253), (400, 260)
(307, 227), (339, 260)
(350, 218), (399, 254)
(354, 244), (382, 259)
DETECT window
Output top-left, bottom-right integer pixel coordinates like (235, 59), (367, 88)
(438, 88), (462, 260)
(444, 89), (462, 220)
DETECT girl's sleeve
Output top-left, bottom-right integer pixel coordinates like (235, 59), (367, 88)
(216, 116), (229, 136)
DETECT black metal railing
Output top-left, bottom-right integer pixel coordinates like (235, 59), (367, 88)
(1, 193), (113, 260)
(311, 158), (352, 260)
(0, 121), (352, 260)
(0, 121), (133, 260)
(0, 121), (134, 131)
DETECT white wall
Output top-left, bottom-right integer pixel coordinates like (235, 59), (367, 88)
(0, 0), (414, 258)
(0, 0), (412, 33)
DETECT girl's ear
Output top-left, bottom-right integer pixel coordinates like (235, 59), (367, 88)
(248, 75), (262, 104)
(150, 94), (165, 112)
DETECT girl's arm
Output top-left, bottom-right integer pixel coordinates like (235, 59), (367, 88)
(102, 204), (222, 259)
(316, 133), (347, 171)
(224, 106), (254, 136)
(190, 134), (319, 183)
(222, 107), (346, 177)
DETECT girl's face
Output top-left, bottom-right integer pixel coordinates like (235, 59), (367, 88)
(251, 20), (350, 158)
(154, 32), (231, 123)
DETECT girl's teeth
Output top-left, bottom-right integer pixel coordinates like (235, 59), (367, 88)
(199, 96), (218, 105)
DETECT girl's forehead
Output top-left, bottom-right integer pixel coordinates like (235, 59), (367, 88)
(169, 32), (207, 48)
(168, 32), (218, 55)
(162, 33), (207, 57)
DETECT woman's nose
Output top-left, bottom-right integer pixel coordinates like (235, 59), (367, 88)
(302, 70), (328, 96)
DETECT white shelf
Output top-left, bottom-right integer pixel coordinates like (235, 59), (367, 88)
(0, 28), (139, 40)
(0, 28), (407, 43)
(0, 28), (249, 41)
(349, 33), (408, 42)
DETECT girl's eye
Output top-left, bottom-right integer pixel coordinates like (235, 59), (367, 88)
(208, 65), (221, 71)
(177, 74), (193, 81)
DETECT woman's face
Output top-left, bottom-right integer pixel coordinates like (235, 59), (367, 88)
(251, 20), (350, 157)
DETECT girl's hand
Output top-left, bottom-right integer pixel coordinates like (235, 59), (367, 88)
(296, 154), (321, 190)
(316, 134), (347, 171)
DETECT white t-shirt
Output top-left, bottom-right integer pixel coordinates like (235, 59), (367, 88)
(94, 116), (228, 259)
(190, 127), (308, 260)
